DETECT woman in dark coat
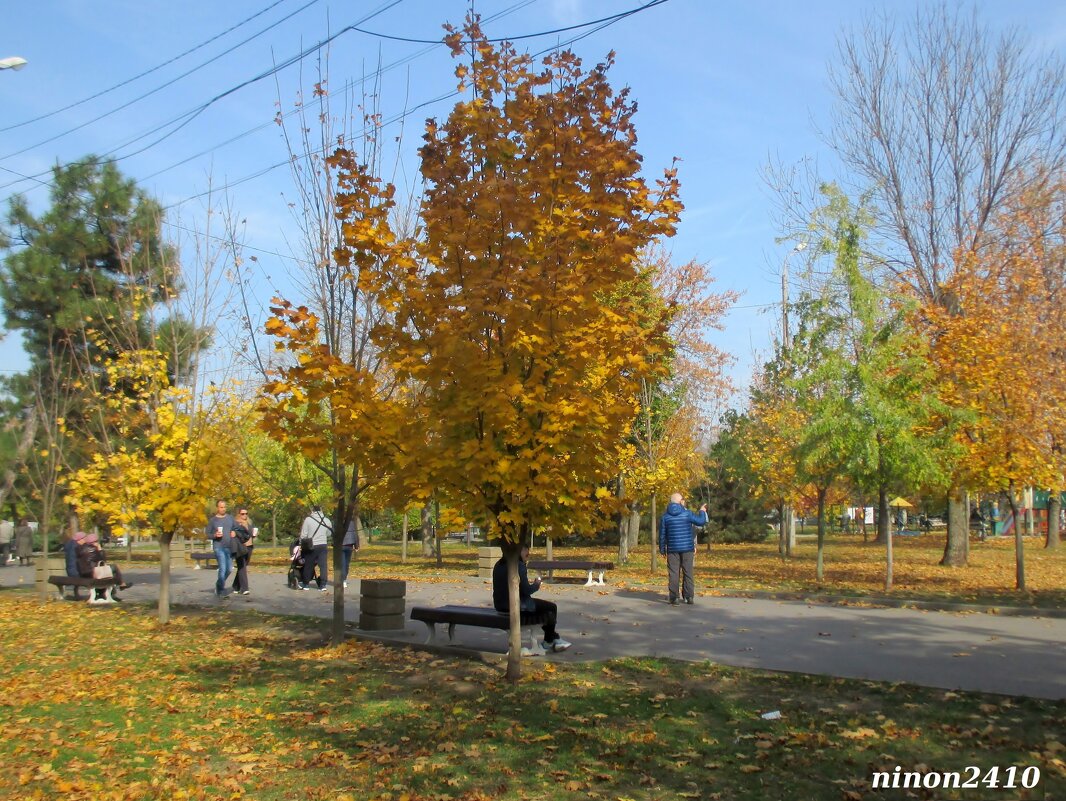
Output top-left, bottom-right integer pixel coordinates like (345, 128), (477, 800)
(231, 508), (254, 595)
(13, 518), (34, 565)
(76, 533), (129, 589)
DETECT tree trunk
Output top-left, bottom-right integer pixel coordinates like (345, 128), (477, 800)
(617, 505), (630, 566)
(401, 512), (409, 563)
(158, 531), (173, 625)
(420, 503), (434, 558)
(884, 504), (894, 593)
(331, 509), (348, 647)
(815, 488), (826, 582)
(942, 487), (969, 566)
(546, 535), (553, 561)
(503, 539), (523, 683)
(435, 499), (442, 567)
(627, 505), (641, 550)
(1047, 491), (1060, 549)
(874, 486), (889, 545)
(1007, 483), (1026, 591)
(649, 494), (658, 573)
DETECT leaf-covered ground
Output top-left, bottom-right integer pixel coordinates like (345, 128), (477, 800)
(0, 591), (1062, 801)
(148, 533), (1066, 609)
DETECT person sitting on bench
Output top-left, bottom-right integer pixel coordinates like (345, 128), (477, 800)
(63, 531), (88, 577)
(76, 533), (130, 597)
(492, 545), (571, 653)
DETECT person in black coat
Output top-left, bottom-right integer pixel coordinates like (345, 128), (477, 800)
(492, 545), (571, 653)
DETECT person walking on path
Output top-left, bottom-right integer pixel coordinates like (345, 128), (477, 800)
(492, 545), (571, 653)
(0, 519), (13, 566)
(206, 500), (236, 599)
(13, 518), (34, 566)
(299, 506), (331, 591)
(658, 493), (707, 605)
(230, 507), (255, 596)
(340, 518), (360, 589)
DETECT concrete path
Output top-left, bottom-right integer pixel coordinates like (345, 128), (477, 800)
(3, 562), (1062, 700)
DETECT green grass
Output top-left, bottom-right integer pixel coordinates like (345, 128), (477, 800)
(0, 589), (1062, 801)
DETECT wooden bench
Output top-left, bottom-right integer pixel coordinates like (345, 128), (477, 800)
(410, 604), (551, 656)
(47, 575), (122, 605)
(526, 559), (614, 586)
(190, 551), (217, 569)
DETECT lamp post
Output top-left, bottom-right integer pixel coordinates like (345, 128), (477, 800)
(779, 241), (807, 557)
(0, 57), (28, 71)
(780, 241), (807, 350)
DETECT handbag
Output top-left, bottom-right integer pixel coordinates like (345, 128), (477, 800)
(93, 564), (114, 580)
(234, 538), (249, 558)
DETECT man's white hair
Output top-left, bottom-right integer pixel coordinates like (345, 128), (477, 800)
(670, 493), (684, 504)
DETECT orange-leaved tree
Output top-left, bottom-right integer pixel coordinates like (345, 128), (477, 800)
(347, 16), (683, 679)
(621, 248), (737, 570)
(925, 176), (1066, 588)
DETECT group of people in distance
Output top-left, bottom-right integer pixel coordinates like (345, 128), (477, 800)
(492, 490), (708, 654)
(292, 505), (361, 591)
(205, 500), (362, 599)
(206, 500), (258, 599)
(0, 518), (36, 567)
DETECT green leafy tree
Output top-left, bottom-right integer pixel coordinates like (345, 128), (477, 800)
(0, 158), (203, 540)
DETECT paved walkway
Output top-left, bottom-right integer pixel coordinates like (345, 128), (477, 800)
(3, 563), (1063, 700)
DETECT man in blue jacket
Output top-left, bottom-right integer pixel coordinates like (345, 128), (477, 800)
(658, 493), (708, 605)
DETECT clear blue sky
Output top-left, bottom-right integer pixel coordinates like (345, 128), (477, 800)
(2, 0), (1064, 406)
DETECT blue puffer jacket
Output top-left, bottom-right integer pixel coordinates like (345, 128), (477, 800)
(658, 502), (707, 554)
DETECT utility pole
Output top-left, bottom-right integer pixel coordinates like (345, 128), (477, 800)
(779, 242), (806, 556)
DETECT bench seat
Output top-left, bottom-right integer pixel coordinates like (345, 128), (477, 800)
(409, 604), (550, 656)
(47, 575), (121, 605)
(190, 551), (217, 569)
(526, 559), (614, 586)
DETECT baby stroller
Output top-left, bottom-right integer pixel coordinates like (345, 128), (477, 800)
(286, 537), (306, 589)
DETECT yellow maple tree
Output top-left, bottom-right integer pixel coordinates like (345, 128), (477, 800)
(65, 348), (242, 622)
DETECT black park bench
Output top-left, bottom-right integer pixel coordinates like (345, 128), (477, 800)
(409, 604), (552, 656)
(190, 551), (217, 569)
(47, 575), (122, 605)
(526, 559), (614, 586)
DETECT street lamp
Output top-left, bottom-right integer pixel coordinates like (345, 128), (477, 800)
(780, 241), (807, 350)
(0, 56), (28, 71)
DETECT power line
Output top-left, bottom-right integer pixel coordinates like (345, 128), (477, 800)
(162, 1), (666, 211)
(0, 0), (401, 194)
(0, 0), (299, 134)
(0, 0), (328, 163)
(140, 0), (537, 183)
(350, 0), (670, 44)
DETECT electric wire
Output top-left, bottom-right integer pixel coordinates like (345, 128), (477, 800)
(0, 0), (326, 162)
(163, 0), (666, 210)
(349, 0), (669, 44)
(0, 0), (299, 134)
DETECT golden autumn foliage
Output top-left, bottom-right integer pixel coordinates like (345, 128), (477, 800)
(65, 349), (241, 540)
(349, 16), (684, 546)
(925, 177), (1066, 494)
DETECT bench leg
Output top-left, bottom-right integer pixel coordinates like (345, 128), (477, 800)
(596, 571), (605, 585)
(420, 621), (437, 644)
(584, 571), (595, 586)
(192, 562), (201, 570)
(517, 625), (546, 658)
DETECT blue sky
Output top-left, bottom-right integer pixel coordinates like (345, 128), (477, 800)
(2, 0), (1064, 406)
